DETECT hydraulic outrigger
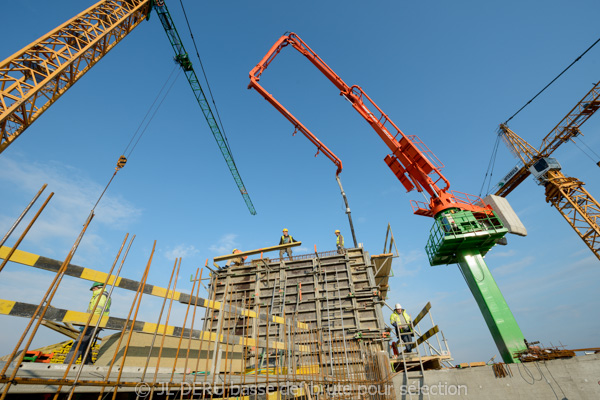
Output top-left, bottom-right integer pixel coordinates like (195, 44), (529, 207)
(249, 32), (527, 363)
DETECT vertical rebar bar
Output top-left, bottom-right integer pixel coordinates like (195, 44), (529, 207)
(253, 304), (260, 395)
(97, 241), (152, 400)
(197, 272), (218, 387)
(180, 267), (203, 399)
(140, 257), (179, 386)
(0, 183), (47, 249)
(64, 234), (134, 400)
(149, 257), (181, 400)
(111, 240), (156, 400)
(0, 191), (53, 274)
(209, 280), (229, 390)
(168, 267), (198, 393)
(241, 296), (250, 393)
(221, 283), (234, 397)
(265, 305), (270, 387)
(0, 209), (92, 400)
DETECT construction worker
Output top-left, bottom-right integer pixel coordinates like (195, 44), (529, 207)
(390, 303), (414, 354)
(335, 230), (345, 254)
(278, 228), (297, 260)
(226, 248), (247, 267)
(64, 282), (111, 365)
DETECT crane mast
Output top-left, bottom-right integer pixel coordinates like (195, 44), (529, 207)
(496, 81), (600, 260)
(0, 0), (256, 215)
(249, 32), (527, 363)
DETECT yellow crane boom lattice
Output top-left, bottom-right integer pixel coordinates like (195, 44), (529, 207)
(0, 0), (151, 153)
(495, 80), (600, 261)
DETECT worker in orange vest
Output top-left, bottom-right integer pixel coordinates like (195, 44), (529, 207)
(226, 248), (247, 267)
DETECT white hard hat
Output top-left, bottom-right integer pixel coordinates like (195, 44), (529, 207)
(395, 303), (402, 310)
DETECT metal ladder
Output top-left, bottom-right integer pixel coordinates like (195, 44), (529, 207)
(320, 259), (335, 377)
(397, 319), (429, 400)
(259, 271), (287, 372)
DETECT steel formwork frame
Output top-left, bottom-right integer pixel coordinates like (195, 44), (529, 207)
(207, 248), (392, 387)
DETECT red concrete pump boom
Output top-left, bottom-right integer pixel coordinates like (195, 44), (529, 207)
(249, 32), (490, 218)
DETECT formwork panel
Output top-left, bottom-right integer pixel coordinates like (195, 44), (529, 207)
(207, 248), (389, 350)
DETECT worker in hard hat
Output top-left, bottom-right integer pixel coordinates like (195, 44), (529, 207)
(335, 230), (345, 254)
(390, 303), (414, 354)
(64, 282), (111, 365)
(226, 248), (247, 267)
(278, 228), (297, 260)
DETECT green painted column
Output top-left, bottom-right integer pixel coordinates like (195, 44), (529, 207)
(457, 249), (527, 363)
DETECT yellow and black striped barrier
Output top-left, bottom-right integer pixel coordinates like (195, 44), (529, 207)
(412, 301), (431, 327)
(0, 298), (310, 352)
(416, 325), (439, 346)
(0, 246), (308, 330)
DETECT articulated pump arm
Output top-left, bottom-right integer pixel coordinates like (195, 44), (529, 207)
(249, 32), (487, 217)
(248, 35), (342, 176)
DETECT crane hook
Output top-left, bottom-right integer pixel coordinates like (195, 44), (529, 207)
(115, 155), (127, 171)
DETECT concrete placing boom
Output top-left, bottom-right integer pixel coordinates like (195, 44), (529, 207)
(249, 32), (527, 363)
(495, 81), (600, 260)
(0, 0), (256, 214)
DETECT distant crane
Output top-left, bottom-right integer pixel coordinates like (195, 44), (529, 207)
(0, 0), (256, 214)
(495, 81), (600, 260)
(249, 32), (527, 363)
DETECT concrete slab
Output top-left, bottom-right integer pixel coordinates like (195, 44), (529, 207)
(392, 354), (600, 399)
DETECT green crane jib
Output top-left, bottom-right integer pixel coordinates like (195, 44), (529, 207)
(152, 1), (256, 215)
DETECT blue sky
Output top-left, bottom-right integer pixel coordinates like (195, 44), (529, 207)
(0, 0), (599, 364)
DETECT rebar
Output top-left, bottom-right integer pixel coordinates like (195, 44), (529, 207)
(111, 240), (156, 400)
(0, 210), (92, 400)
(149, 257), (181, 400)
(0, 191), (53, 274)
(0, 183), (47, 249)
(140, 257), (179, 385)
(63, 234), (134, 400)
(1, 242), (399, 400)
